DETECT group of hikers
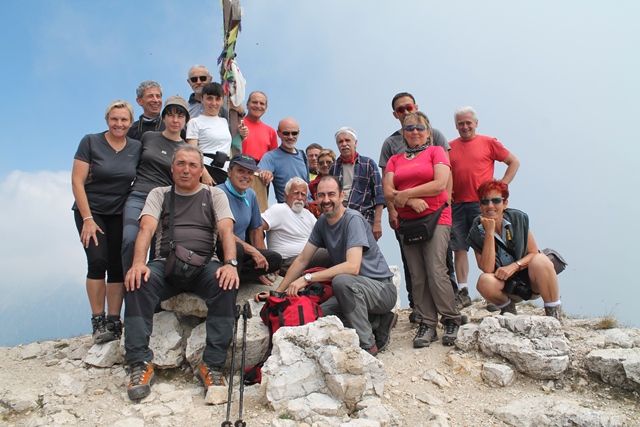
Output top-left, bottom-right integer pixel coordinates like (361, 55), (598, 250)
(71, 64), (563, 402)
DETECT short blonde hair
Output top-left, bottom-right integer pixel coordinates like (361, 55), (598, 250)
(318, 148), (336, 163)
(105, 100), (134, 122)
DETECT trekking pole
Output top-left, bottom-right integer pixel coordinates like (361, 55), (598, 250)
(222, 305), (241, 427)
(235, 301), (252, 427)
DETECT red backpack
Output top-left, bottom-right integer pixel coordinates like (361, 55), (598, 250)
(244, 279), (327, 385)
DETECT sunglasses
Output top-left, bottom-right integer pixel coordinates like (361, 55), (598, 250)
(281, 131), (299, 136)
(404, 125), (427, 132)
(318, 160), (332, 165)
(480, 197), (504, 205)
(189, 75), (208, 83)
(395, 103), (416, 114)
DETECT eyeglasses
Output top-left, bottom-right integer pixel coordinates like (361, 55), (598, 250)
(404, 125), (427, 132)
(395, 103), (416, 114)
(281, 131), (299, 136)
(189, 75), (208, 83)
(318, 160), (332, 166)
(480, 197), (504, 205)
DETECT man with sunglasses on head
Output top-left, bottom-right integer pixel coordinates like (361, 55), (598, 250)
(448, 106), (520, 311)
(258, 118), (310, 203)
(186, 65), (240, 120)
(379, 92), (459, 319)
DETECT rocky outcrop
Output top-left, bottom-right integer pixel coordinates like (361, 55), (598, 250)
(457, 314), (571, 379)
(585, 348), (640, 392)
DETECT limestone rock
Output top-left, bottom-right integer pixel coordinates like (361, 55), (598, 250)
(18, 342), (43, 360)
(84, 340), (124, 368)
(422, 370), (450, 388)
(585, 348), (640, 392)
(482, 363), (515, 387)
(161, 293), (208, 318)
(493, 396), (626, 426)
(602, 328), (633, 349)
(454, 323), (478, 352)
(356, 404), (403, 427)
(477, 315), (570, 379)
(0, 389), (40, 413)
(262, 316), (385, 415)
(149, 311), (184, 368)
(445, 353), (483, 382)
(204, 385), (228, 405)
(341, 419), (381, 427)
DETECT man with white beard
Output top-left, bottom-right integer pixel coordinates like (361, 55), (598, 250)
(261, 177), (330, 275)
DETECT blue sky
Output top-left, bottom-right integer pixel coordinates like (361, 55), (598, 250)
(1, 0), (639, 345)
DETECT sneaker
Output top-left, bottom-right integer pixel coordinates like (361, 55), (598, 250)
(374, 311), (398, 352)
(127, 362), (155, 401)
(408, 309), (419, 324)
(91, 315), (115, 344)
(363, 346), (379, 357)
(544, 305), (563, 324)
(442, 320), (459, 346)
(484, 301), (500, 312)
(457, 287), (472, 309)
(413, 323), (438, 348)
(106, 318), (123, 340)
(196, 364), (226, 388)
(499, 300), (518, 316)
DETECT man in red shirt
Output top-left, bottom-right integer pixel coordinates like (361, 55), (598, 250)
(449, 106), (520, 304)
(242, 91), (278, 162)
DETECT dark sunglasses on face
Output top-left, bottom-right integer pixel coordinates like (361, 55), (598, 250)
(318, 160), (332, 165)
(404, 125), (426, 132)
(480, 197), (504, 205)
(395, 103), (416, 114)
(281, 131), (299, 136)
(189, 75), (208, 83)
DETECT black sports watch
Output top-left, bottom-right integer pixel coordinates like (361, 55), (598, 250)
(224, 259), (239, 267)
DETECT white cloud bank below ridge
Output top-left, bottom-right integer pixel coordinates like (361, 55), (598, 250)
(0, 170), (85, 305)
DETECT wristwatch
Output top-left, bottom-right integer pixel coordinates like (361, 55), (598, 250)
(515, 261), (522, 270)
(224, 259), (239, 267)
(304, 273), (313, 282)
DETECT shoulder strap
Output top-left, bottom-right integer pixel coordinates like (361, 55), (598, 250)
(167, 185), (214, 263)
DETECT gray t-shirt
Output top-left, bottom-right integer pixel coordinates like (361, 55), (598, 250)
(309, 208), (392, 280)
(141, 184), (234, 261)
(132, 131), (188, 193)
(378, 127), (450, 169)
(72, 132), (141, 215)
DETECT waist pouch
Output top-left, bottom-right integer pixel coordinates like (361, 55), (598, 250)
(398, 203), (447, 246)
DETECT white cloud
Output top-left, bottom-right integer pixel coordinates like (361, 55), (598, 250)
(0, 170), (85, 306)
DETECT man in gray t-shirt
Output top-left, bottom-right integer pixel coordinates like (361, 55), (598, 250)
(268, 176), (397, 355)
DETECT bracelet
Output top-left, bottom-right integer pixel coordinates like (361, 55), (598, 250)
(83, 216), (93, 221)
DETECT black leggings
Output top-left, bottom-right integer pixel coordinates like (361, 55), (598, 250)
(74, 211), (124, 282)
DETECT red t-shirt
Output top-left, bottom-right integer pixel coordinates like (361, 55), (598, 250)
(448, 135), (510, 203)
(387, 145), (452, 226)
(242, 117), (278, 161)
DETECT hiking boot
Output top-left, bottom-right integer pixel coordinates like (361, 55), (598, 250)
(484, 301), (500, 312)
(457, 287), (472, 310)
(363, 346), (379, 357)
(409, 309), (418, 324)
(196, 364), (226, 389)
(544, 305), (563, 324)
(442, 320), (459, 346)
(375, 311), (398, 352)
(413, 323), (438, 348)
(499, 300), (517, 316)
(127, 362), (155, 401)
(91, 315), (115, 344)
(106, 318), (123, 340)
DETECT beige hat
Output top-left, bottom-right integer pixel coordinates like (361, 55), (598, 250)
(162, 95), (190, 121)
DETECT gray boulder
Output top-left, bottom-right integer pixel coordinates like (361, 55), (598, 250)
(585, 348), (640, 392)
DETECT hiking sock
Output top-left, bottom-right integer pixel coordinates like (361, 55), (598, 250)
(106, 314), (121, 322)
(457, 283), (468, 291)
(496, 299), (512, 309)
(544, 300), (561, 307)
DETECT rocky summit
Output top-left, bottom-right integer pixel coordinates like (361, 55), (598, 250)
(1, 298), (639, 427)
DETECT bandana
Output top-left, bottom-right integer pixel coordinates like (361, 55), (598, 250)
(224, 178), (249, 206)
(341, 152), (358, 164)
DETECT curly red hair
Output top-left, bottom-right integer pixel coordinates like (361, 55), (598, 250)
(477, 179), (509, 200)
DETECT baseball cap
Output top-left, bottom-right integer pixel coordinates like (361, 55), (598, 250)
(229, 153), (259, 171)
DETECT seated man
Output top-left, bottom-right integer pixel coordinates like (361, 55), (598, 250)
(261, 177), (330, 275)
(268, 176), (397, 355)
(123, 145), (240, 401)
(466, 180), (562, 321)
(217, 153), (282, 285)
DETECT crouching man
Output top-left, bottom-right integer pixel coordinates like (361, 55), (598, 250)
(262, 176), (397, 355)
(123, 145), (240, 401)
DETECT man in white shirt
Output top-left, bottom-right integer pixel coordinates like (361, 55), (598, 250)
(261, 177), (330, 274)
